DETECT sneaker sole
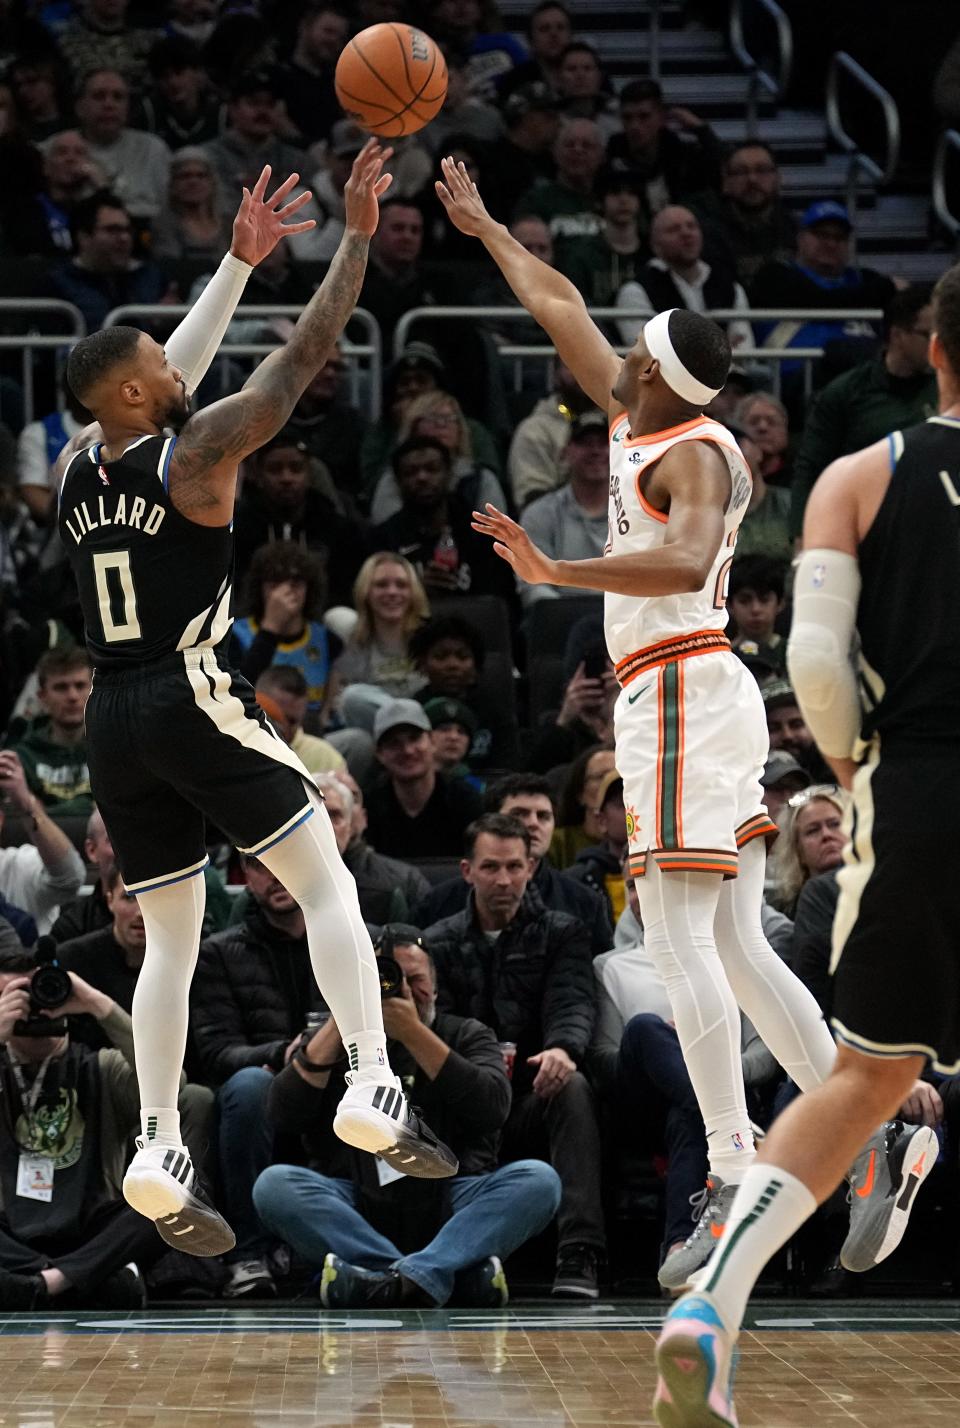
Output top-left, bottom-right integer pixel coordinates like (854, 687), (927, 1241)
(551, 1282), (599, 1299)
(841, 1126), (939, 1272)
(123, 1168), (236, 1257)
(333, 1105), (459, 1180)
(654, 1327), (737, 1428)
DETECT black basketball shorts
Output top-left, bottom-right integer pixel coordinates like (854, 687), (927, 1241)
(85, 646), (318, 893)
(830, 741), (960, 1073)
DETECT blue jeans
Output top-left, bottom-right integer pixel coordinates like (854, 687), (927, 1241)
(216, 1066), (275, 1261)
(253, 1159), (561, 1305)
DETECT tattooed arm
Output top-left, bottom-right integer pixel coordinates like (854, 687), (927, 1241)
(166, 141), (392, 527)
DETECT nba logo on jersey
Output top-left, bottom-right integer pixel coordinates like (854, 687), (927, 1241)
(98, 465), (110, 486)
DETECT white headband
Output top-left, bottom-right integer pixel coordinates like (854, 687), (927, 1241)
(643, 309), (722, 406)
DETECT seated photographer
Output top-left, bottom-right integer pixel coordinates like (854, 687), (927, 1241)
(423, 814), (604, 1299)
(0, 749), (85, 936)
(190, 853), (328, 1301)
(253, 928), (561, 1308)
(56, 864), (213, 1172)
(0, 933), (166, 1309)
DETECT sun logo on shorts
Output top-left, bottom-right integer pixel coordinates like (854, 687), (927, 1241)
(625, 804), (640, 843)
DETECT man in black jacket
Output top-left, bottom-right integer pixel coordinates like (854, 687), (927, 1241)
(253, 929), (560, 1307)
(417, 773), (612, 953)
(190, 855), (329, 1301)
(423, 814), (604, 1298)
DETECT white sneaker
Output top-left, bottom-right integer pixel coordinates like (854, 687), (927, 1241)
(332, 1075), (458, 1179)
(223, 1257), (276, 1299)
(122, 1140), (236, 1257)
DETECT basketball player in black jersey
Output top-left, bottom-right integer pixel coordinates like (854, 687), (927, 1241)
(654, 265), (960, 1426)
(56, 140), (457, 1257)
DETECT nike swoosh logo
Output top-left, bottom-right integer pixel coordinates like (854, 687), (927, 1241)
(628, 682), (653, 704)
(855, 1149), (876, 1198)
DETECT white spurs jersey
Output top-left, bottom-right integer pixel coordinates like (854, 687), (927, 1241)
(604, 413), (753, 671)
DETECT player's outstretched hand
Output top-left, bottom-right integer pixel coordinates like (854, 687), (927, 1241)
(472, 503), (558, 585)
(344, 138), (394, 238)
(436, 156), (493, 237)
(229, 166), (317, 267)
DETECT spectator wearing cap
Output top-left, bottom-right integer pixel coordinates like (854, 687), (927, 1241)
(144, 36), (222, 149)
(359, 197), (439, 353)
(606, 80), (722, 232)
(410, 615), (521, 772)
(724, 420), (792, 563)
(417, 772), (613, 952)
(519, 411), (610, 610)
(201, 70), (306, 211)
(615, 205), (752, 351)
(749, 200), (895, 375)
(789, 284), (937, 542)
(53, 0), (158, 90)
(311, 775), (430, 924)
(69, 68), (172, 224)
(423, 812), (604, 1298)
(555, 169), (649, 307)
(515, 117), (605, 242)
(501, 1), (574, 100)
(555, 41), (619, 143)
(360, 341), (446, 498)
(507, 360), (594, 509)
(150, 148), (232, 266)
(727, 554), (788, 674)
(695, 141), (796, 288)
(365, 699), (483, 860)
(232, 431), (364, 608)
(760, 751), (811, 824)
(306, 120), (366, 262)
(368, 436), (517, 606)
(484, 81), (558, 225)
(762, 680), (832, 781)
(425, 697), (479, 783)
(564, 769), (628, 923)
(278, 3), (349, 145)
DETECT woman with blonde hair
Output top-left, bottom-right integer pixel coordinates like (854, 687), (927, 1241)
(370, 389), (507, 523)
(332, 553), (431, 730)
(151, 147), (232, 264)
(768, 784), (849, 916)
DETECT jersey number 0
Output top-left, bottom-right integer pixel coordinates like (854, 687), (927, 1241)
(93, 550), (142, 642)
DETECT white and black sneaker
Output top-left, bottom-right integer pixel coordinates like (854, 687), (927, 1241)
(122, 1140), (236, 1257)
(333, 1076), (458, 1179)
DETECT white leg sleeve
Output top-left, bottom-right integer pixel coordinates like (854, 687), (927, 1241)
(133, 872), (207, 1111)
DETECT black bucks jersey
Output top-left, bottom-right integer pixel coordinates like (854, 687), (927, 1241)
(58, 434), (234, 667)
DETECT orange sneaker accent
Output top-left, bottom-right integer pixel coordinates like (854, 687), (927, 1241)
(710, 1222), (726, 1240)
(911, 1153), (927, 1177)
(855, 1149), (877, 1198)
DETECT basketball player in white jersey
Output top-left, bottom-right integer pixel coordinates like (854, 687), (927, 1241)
(437, 157), (936, 1299)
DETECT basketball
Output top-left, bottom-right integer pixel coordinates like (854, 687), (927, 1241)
(335, 23), (448, 139)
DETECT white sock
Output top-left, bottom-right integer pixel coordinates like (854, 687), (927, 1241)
(700, 1163), (817, 1329)
(140, 1107), (183, 1149)
(638, 863), (756, 1183)
(715, 841), (837, 1092)
(133, 874), (206, 1144)
(257, 791), (389, 1077)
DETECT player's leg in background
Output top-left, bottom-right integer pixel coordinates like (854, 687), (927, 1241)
(255, 787), (387, 1078)
(637, 861), (757, 1183)
(714, 838), (836, 1092)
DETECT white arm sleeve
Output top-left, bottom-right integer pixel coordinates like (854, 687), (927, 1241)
(786, 547), (862, 759)
(164, 252), (253, 396)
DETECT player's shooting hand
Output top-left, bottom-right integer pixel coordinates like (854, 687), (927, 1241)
(471, 504), (559, 585)
(344, 139), (394, 238)
(230, 166), (317, 267)
(435, 156), (493, 237)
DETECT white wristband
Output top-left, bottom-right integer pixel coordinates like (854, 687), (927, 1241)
(165, 252), (253, 396)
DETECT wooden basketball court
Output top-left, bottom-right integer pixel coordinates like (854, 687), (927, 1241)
(2, 1299), (959, 1426)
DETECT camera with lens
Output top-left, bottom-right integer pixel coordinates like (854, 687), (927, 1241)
(14, 937), (72, 1038)
(374, 925), (415, 1000)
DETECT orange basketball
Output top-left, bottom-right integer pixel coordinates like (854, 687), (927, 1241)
(335, 23), (448, 139)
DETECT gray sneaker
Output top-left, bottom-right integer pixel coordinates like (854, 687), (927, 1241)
(657, 1176), (739, 1292)
(841, 1120), (939, 1273)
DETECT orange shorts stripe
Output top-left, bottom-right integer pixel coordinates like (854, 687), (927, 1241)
(735, 814), (779, 848)
(616, 630), (731, 688)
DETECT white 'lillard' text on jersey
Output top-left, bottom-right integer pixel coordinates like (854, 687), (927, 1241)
(58, 434), (234, 667)
(603, 413), (753, 664)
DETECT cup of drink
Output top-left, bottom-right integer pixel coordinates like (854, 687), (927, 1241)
(499, 1041), (517, 1081)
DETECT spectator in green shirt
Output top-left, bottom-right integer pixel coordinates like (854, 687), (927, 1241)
(556, 169), (648, 306)
(515, 116), (605, 241)
(790, 284), (937, 540)
(11, 648), (92, 819)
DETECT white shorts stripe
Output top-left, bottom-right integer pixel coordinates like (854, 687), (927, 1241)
(240, 802), (315, 857)
(125, 854), (209, 895)
(830, 739), (880, 976)
(832, 1018), (960, 1074)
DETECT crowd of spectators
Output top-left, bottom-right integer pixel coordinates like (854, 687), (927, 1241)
(0, 0), (954, 1312)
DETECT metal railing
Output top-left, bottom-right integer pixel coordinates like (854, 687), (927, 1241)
(0, 300), (85, 427)
(103, 305), (384, 421)
(729, 0), (793, 137)
(933, 129), (960, 241)
(826, 52), (901, 253)
(393, 305), (884, 401)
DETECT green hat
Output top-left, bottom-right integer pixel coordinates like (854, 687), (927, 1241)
(423, 697), (478, 736)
